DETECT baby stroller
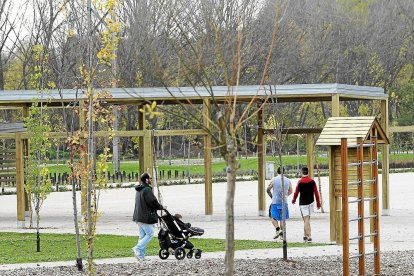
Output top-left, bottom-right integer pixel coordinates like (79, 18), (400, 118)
(157, 209), (204, 260)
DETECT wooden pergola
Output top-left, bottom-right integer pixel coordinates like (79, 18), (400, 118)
(0, 83), (390, 227)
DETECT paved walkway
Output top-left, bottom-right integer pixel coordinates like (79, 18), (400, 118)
(1, 172), (413, 270)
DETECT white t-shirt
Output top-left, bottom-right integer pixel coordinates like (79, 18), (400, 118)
(271, 175), (291, 205)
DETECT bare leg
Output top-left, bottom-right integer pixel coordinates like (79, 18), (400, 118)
(303, 216), (311, 238)
(271, 219), (283, 239)
(271, 219), (281, 230)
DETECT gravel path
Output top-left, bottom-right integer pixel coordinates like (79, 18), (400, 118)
(2, 251), (413, 276)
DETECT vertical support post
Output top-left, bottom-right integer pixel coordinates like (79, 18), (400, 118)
(142, 130), (154, 175)
(15, 132), (25, 228)
(369, 130), (376, 243)
(335, 201), (343, 244)
(356, 137), (365, 275)
(380, 99), (389, 215)
(22, 106), (30, 216)
(328, 146), (336, 241)
(331, 94), (340, 242)
(112, 108), (120, 173)
(306, 133), (314, 178)
(341, 138), (349, 276)
(371, 135), (381, 275)
(257, 104), (265, 216)
(331, 94), (340, 117)
(138, 105), (145, 174)
(203, 99), (212, 217)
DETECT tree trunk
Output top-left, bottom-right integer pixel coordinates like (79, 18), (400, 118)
(280, 161), (288, 260)
(0, 53), (4, 90)
(72, 178), (83, 270)
(316, 162), (325, 213)
(36, 208), (40, 252)
(224, 139), (237, 275)
(86, 0), (94, 271)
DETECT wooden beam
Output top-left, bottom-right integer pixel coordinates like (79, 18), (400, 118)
(154, 129), (206, 136)
(264, 128), (323, 135)
(389, 125), (414, 133)
(15, 132), (25, 228)
(203, 99), (212, 216)
(0, 133), (16, 139)
(3, 129), (207, 140)
(257, 105), (265, 216)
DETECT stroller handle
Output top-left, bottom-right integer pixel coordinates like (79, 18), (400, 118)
(157, 208), (171, 218)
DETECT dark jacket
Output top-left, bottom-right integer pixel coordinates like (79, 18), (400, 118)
(133, 183), (163, 224)
(292, 176), (321, 207)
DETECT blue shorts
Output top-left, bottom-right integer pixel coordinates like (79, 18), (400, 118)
(271, 204), (289, 221)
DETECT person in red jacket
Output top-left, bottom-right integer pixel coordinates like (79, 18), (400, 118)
(292, 167), (321, 243)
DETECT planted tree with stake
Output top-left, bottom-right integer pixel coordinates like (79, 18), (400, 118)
(135, 0), (292, 274)
(24, 44), (53, 252)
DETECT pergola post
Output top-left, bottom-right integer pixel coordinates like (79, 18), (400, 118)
(331, 94), (340, 117)
(330, 94), (340, 241)
(257, 104), (265, 216)
(137, 106), (153, 175)
(15, 132), (25, 228)
(203, 99), (212, 218)
(138, 105), (145, 174)
(380, 99), (390, 215)
(306, 133), (314, 178)
(112, 108), (120, 173)
(142, 129), (154, 175)
(22, 106), (30, 216)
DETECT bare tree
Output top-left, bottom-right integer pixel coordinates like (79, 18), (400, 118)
(0, 0), (13, 90)
(132, 1), (291, 274)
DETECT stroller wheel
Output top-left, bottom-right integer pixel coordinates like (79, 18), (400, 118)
(174, 247), (185, 260)
(186, 250), (194, 259)
(158, 249), (169, 260)
(195, 249), (202, 259)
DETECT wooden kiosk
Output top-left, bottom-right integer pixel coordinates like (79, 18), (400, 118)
(316, 116), (389, 275)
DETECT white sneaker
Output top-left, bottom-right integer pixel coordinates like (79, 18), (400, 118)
(132, 248), (144, 261)
(278, 231), (283, 239)
(274, 230), (284, 240)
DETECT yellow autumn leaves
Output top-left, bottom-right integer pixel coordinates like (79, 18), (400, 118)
(139, 101), (161, 119)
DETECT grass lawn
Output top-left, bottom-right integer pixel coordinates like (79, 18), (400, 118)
(47, 155), (326, 175)
(46, 153), (414, 176)
(0, 232), (323, 264)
